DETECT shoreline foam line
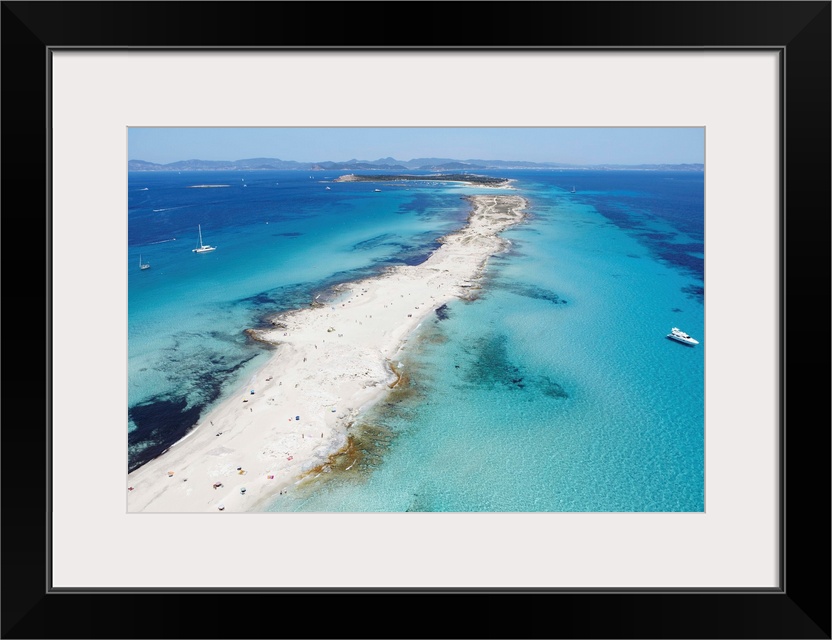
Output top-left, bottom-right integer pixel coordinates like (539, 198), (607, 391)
(127, 194), (529, 512)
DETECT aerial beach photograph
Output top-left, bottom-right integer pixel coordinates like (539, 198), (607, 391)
(126, 127), (705, 514)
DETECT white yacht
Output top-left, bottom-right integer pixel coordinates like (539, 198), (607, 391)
(192, 224), (217, 253)
(667, 327), (699, 346)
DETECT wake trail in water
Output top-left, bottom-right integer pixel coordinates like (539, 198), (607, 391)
(152, 205), (193, 212)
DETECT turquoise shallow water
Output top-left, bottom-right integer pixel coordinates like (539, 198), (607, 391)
(128, 169), (704, 511)
(260, 172), (705, 512)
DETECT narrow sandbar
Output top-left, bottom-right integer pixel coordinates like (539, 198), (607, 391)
(127, 194), (528, 512)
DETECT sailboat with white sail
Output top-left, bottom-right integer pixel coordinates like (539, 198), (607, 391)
(139, 254), (150, 270)
(192, 224), (216, 253)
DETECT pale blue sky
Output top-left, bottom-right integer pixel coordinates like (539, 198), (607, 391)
(128, 127), (704, 166)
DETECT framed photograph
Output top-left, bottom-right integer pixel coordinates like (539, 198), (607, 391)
(122, 125), (708, 519)
(3, 1), (829, 638)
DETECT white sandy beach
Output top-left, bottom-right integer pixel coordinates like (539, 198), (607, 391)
(127, 194), (528, 512)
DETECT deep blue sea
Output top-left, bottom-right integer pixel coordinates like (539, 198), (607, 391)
(128, 169), (704, 511)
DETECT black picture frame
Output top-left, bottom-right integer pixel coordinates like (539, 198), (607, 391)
(2, 2), (829, 638)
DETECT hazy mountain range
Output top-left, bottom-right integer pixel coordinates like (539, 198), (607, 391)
(128, 157), (704, 172)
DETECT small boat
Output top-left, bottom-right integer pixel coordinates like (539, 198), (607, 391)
(139, 254), (150, 270)
(325, 186), (331, 190)
(667, 327), (699, 346)
(374, 188), (381, 192)
(192, 224), (217, 253)
(570, 186), (576, 193)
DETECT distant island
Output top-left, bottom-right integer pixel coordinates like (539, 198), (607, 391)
(127, 156), (704, 172)
(335, 173), (510, 186)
